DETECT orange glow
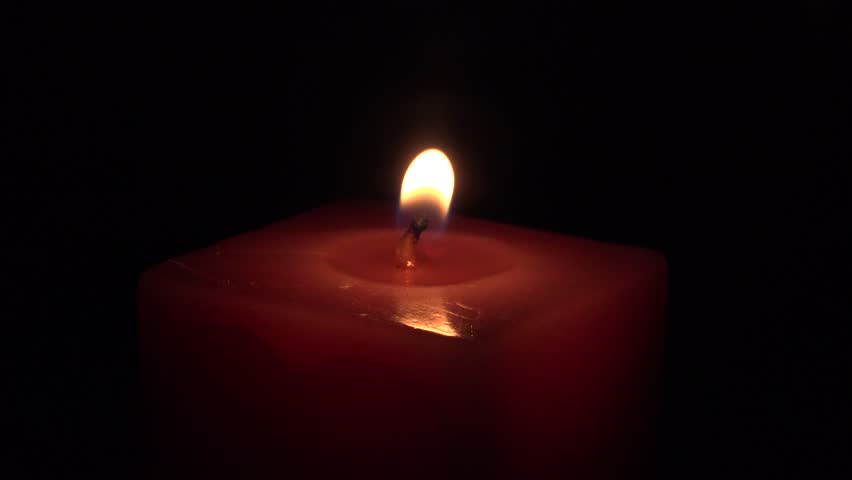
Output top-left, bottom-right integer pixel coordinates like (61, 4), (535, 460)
(395, 301), (460, 338)
(400, 149), (455, 223)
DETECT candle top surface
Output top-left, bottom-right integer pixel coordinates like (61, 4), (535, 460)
(141, 201), (666, 342)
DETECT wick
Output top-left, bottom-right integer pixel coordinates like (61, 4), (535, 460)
(408, 215), (429, 241)
(396, 215), (429, 268)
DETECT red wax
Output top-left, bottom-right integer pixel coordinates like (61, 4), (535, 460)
(138, 201), (667, 478)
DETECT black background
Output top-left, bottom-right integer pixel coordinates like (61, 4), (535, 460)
(6, 1), (849, 478)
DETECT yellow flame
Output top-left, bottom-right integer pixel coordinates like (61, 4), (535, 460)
(400, 149), (455, 218)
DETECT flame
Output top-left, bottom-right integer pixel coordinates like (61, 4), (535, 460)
(400, 149), (455, 222)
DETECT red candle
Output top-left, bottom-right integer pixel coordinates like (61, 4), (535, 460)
(138, 150), (667, 478)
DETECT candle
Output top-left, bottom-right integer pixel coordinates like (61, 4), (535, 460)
(138, 150), (667, 478)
